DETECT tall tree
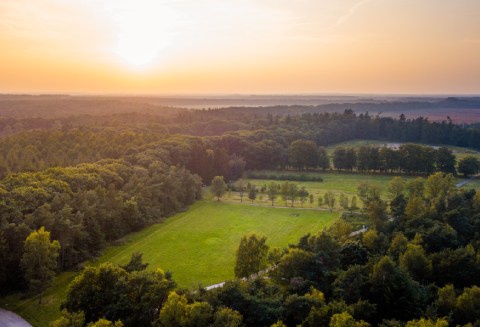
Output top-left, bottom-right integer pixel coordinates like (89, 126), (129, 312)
(458, 156), (480, 177)
(324, 191), (336, 211)
(267, 182), (278, 206)
(288, 140), (319, 170)
(435, 147), (456, 174)
(234, 234), (269, 278)
(248, 185), (257, 203)
(20, 227), (60, 303)
(318, 146), (330, 170)
(210, 176), (227, 201)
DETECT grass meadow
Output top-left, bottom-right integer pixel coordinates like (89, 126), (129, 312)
(0, 201), (338, 326)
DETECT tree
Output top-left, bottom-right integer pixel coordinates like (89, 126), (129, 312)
(425, 172), (455, 200)
(458, 156), (480, 177)
(288, 140), (318, 170)
(399, 243), (432, 282)
(318, 196), (324, 207)
(88, 319), (124, 327)
(210, 176), (227, 201)
(366, 199), (388, 231)
(298, 187), (308, 207)
(318, 146), (330, 170)
(333, 147), (356, 171)
(309, 194), (314, 207)
(236, 180), (245, 203)
(281, 182), (298, 207)
(212, 307), (243, 327)
(122, 252), (148, 272)
(20, 227), (60, 303)
(405, 196), (426, 220)
(405, 178), (425, 198)
(369, 256), (419, 321)
(267, 182), (278, 206)
(155, 292), (213, 327)
(454, 285), (480, 324)
(248, 186), (257, 203)
(350, 196), (358, 211)
(50, 310), (85, 327)
(324, 191), (336, 211)
(356, 146), (371, 172)
(234, 234), (269, 278)
(435, 147), (456, 174)
(227, 154), (246, 181)
(388, 232), (408, 259)
(339, 194), (349, 210)
(63, 263), (175, 325)
(388, 177), (405, 199)
(329, 312), (369, 327)
(329, 220), (352, 242)
(435, 284), (456, 317)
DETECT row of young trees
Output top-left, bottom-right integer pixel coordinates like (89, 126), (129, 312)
(54, 172), (480, 326)
(214, 177), (359, 211)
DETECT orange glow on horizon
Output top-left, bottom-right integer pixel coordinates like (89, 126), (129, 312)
(0, 0), (479, 94)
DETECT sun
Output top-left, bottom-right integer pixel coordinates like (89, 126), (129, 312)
(102, 0), (177, 69)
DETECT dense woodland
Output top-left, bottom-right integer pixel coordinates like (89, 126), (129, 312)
(1, 100), (480, 326)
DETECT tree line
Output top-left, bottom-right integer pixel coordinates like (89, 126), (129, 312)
(0, 150), (202, 293)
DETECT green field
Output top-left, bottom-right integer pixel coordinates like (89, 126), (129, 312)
(1, 201), (338, 326)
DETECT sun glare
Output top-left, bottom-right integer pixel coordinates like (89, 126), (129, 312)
(101, 0), (177, 69)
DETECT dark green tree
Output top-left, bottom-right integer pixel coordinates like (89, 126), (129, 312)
(458, 156), (480, 177)
(210, 176), (227, 201)
(435, 147), (456, 174)
(288, 140), (319, 170)
(234, 234), (269, 278)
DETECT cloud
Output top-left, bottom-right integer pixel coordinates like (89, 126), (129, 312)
(329, 0), (374, 31)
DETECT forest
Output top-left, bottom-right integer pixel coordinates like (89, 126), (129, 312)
(0, 99), (480, 326)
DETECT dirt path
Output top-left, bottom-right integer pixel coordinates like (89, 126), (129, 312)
(0, 309), (31, 327)
(456, 175), (477, 187)
(212, 199), (344, 213)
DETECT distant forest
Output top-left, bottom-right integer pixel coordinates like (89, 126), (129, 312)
(1, 96), (480, 326)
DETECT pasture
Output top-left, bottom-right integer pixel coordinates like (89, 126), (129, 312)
(0, 201), (337, 326)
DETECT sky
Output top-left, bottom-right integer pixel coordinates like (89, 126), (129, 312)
(0, 0), (479, 95)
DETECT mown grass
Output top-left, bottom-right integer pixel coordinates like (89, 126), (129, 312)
(1, 201), (338, 326)
(100, 201), (337, 287)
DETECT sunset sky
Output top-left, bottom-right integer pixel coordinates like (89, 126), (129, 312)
(1, 0), (479, 94)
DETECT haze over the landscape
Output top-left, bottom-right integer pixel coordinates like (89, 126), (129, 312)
(1, 0), (479, 94)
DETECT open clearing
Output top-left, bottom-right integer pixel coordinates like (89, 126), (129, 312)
(99, 201), (337, 287)
(1, 201), (337, 326)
